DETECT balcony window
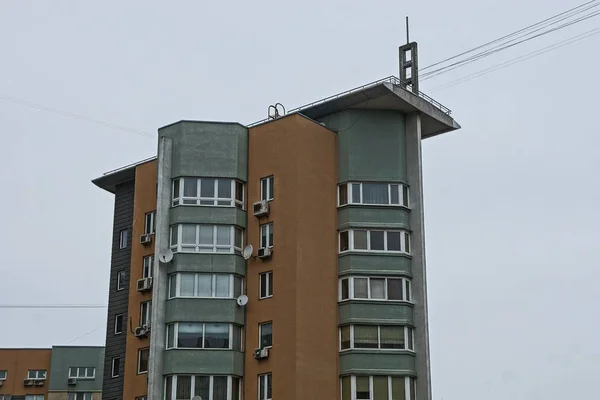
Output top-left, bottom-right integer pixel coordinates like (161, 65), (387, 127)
(168, 273), (243, 299)
(67, 394), (93, 400)
(165, 323), (242, 351)
(338, 182), (409, 208)
(68, 367), (95, 379)
(339, 325), (414, 351)
(172, 178), (244, 209)
(340, 376), (417, 400)
(339, 229), (410, 254)
(170, 224), (243, 254)
(165, 375), (241, 400)
(339, 276), (411, 302)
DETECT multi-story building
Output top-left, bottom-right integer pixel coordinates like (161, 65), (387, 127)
(93, 46), (461, 400)
(0, 347), (104, 400)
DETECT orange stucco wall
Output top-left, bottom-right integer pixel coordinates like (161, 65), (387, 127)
(123, 160), (157, 400)
(0, 349), (52, 396)
(246, 114), (339, 400)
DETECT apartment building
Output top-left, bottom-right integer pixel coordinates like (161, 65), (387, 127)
(0, 347), (104, 400)
(93, 44), (461, 400)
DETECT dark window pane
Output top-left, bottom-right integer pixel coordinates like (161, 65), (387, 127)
(390, 184), (400, 204)
(387, 279), (403, 300)
(354, 278), (368, 298)
(362, 183), (389, 204)
(235, 181), (244, 202)
(165, 376), (173, 400)
(407, 328), (414, 350)
(167, 324), (175, 348)
(356, 376), (370, 399)
(341, 376), (351, 400)
(260, 323), (272, 347)
(341, 278), (349, 300)
(387, 231), (401, 251)
(173, 179), (180, 199)
(354, 325), (378, 349)
(204, 324), (230, 349)
(232, 325), (242, 351)
(268, 177), (274, 199)
(266, 374), (272, 399)
(260, 273), (267, 298)
(218, 179), (232, 198)
(404, 232), (411, 253)
(176, 376), (191, 400)
(351, 183), (361, 203)
(340, 231), (349, 252)
(138, 349), (149, 373)
(373, 376), (389, 400)
(261, 178), (268, 201)
(178, 323), (203, 348)
(410, 377), (416, 400)
(354, 230), (368, 250)
(380, 326), (404, 349)
(370, 278), (385, 299)
(392, 377), (406, 400)
(370, 231), (385, 250)
(339, 184), (348, 205)
(405, 280), (411, 301)
(200, 178), (215, 198)
(340, 326), (350, 350)
(193, 376), (209, 400)
(268, 272), (273, 296)
(231, 377), (240, 400)
(213, 376), (228, 400)
(183, 178), (197, 197)
(403, 185), (409, 207)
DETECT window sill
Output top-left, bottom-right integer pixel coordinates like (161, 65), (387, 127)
(337, 203), (410, 211)
(338, 299), (414, 306)
(165, 348), (242, 352)
(171, 203), (244, 210)
(259, 295), (273, 301)
(338, 251), (412, 259)
(339, 349), (416, 355)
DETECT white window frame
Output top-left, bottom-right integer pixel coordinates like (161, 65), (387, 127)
(68, 394), (93, 400)
(168, 273), (243, 299)
(111, 357), (120, 378)
(260, 176), (274, 201)
(258, 322), (273, 349)
(137, 348), (149, 374)
(116, 270), (126, 291)
(143, 255), (154, 279)
(27, 370), (47, 380)
(25, 396), (45, 400)
(164, 375), (241, 400)
(339, 276), (411, 302)
(144, 211), (156, 235)
(339, 325), (415, 352)
(339, 229), (410, 254)
(172, 177), (244, 209)
(259, 271), (273, 299)
(340, 376), (416, 400)
(68, 367), (95, 379)
(259, 223), (273, 249)
(119, 229), (128, 249)
(0, 370), (6, 380)
(337, 182), (409, 208)
(140, 301), (152, 327)
(258, 373), (272, 400)
(114, 314), (123, 335)
(165, 322), (241, 351)
(170, 224), (244, 254)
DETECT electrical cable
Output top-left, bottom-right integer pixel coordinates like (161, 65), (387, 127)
(0, 304), (107, 309)
(65, 325), (104, 344)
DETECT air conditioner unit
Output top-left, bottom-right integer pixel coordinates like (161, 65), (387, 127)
(137, 277), (153, 292)
(253, 200), (269, 217)
(257, 247), (272, 260)
(140, 234), (152, 245)
(134, 326), (149, 338)
(34, 380), (45, 386)
(67, 378), (77, 386)
(23, 379), (34, 386)
(253, 347), (269, 360)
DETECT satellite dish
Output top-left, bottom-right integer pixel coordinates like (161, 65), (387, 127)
(192, 396), (202, 400)
(158, 249), (174, 263)
(236, 295), (248, 307)
(242, 245), (254, 260)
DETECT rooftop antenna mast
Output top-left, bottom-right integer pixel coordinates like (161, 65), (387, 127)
(399, 16), (419, 94)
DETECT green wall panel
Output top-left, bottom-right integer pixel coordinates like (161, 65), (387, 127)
(338, 254), (412, 276)
(48, 346), (105, 391)
(339, 302), (413, 325)
(338, 206), (410, 230)
(165, 298), (244, 325)
(339, 351), (415, 376)
(170, 206), (246, 228)
(167, 254), (246, 276)
(163, 350), (243, 376)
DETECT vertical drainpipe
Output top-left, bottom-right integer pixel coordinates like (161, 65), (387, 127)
(405, 112), (432, 400)
(148, 136), (172, 400)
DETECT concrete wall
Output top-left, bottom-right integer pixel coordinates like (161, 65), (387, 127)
(339, 352), (415, 375)
(102, 180), (135, 400)
(162, 351), (244, 376)
(169, 207), (246, 228)
(166, 254), (246, 276)
(48, 346), (104, 392)
(246, 114), (339, 400)
(164, 299), (244, 325)
(0, 349), (51, 397)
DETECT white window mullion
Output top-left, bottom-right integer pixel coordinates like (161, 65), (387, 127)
(348, 183), (353, 205)
(366, 230), (371, 250)
(388, 377), (393, 400)
(388, 184), (392, 206)
(231, 226), (235, 254)
(351, 376), (356, 400)
(350, 325), (354, 349)
(369, 376), (374, 400)
(230, 274), (234, 297)
(176, 273), (181, 297)
(349, 277), (354, 299)
(383, 231), (388, 251)
(229, 324), (234, 350)
(359, 183), (363, 203)
(172, 376), (177, 400)
(349, 230), (354, 251)
(405, 377), (411, 400)
(201, 323), (206, 349)
(366, 277), (371, 299)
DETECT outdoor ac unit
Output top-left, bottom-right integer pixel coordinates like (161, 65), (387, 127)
(67, 378), (77, 385)
(140, 234), (152, 245)
(253, 347), (269, 360)
(137, 277), (153, 292)
(34, 380), (45, 386)
(253, 200), (269, 217)
(257, 247), (272, 260)
(134, 325), (150, 338)
(23, 379), (34, 386)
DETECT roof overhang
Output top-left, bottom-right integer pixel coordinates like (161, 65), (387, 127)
(92, 157), (156, 193)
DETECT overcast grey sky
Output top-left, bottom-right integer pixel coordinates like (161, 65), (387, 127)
(1, 0), (599, 399)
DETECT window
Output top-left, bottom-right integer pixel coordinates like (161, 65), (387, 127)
(172, 177), (244, 209)
(260, 176), (274, 201)
(119, 229), (128, 249)
(339, 325), (414, 351)
(138, 348), (149, 374)
(259, 271), (273, 299)
(27, 370), (46, 379)
(339, 277), (411, 302)
(164, 375), (241, 400)
(111, 357), (120, 378)
(143, 255), (154, 279)
(260, 223), (273, 249)
(170, 224), (243, 254)
(258, 373), (272, 400)
(68, 367), (95, 379)
(168, 273), (243, 299)
(116, 270), (126, 291)
(338, 182), (409, 208)
(25, 396), (44, 400)
(339, 229), (411, 254)
(144, 212), (156, 234)
(67, 394), (93, 400)
(140, 301), (152, 327)
(340, 376), (416, 400)
(0, 370), (6, 380)
(166, 323), (242, 351)
(259, 322), (272, 348)
(114, 314), (124, 334)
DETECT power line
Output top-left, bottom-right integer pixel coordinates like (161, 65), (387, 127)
(0, 304), (107, 309)
(0, 94), (153, 137)
(428, 27), (600, 92)
(421, 7), (600, 80)
(421, 0), (598, 71)
(65, 325), (104, 344)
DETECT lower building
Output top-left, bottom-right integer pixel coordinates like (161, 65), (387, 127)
(0, 348), (51, 400)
